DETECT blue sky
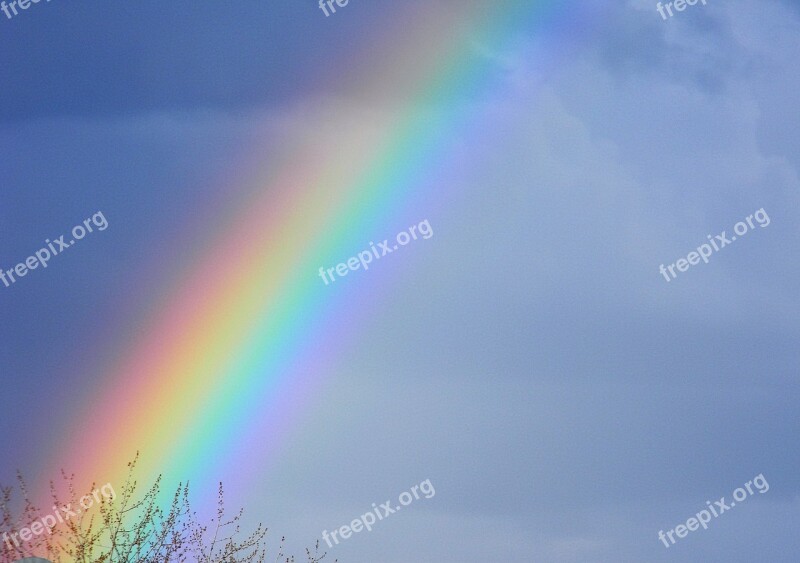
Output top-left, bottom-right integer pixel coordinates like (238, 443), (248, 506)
(1, 0), (799, 561)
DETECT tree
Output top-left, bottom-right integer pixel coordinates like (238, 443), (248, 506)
(1, 454), (334, 563)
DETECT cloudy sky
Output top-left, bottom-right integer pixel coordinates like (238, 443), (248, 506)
(1, 0), (798, 561)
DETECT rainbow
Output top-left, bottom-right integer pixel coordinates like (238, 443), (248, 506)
(39, 0), (584, 513)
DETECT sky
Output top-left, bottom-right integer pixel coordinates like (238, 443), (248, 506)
(1, 0), (799, 561)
